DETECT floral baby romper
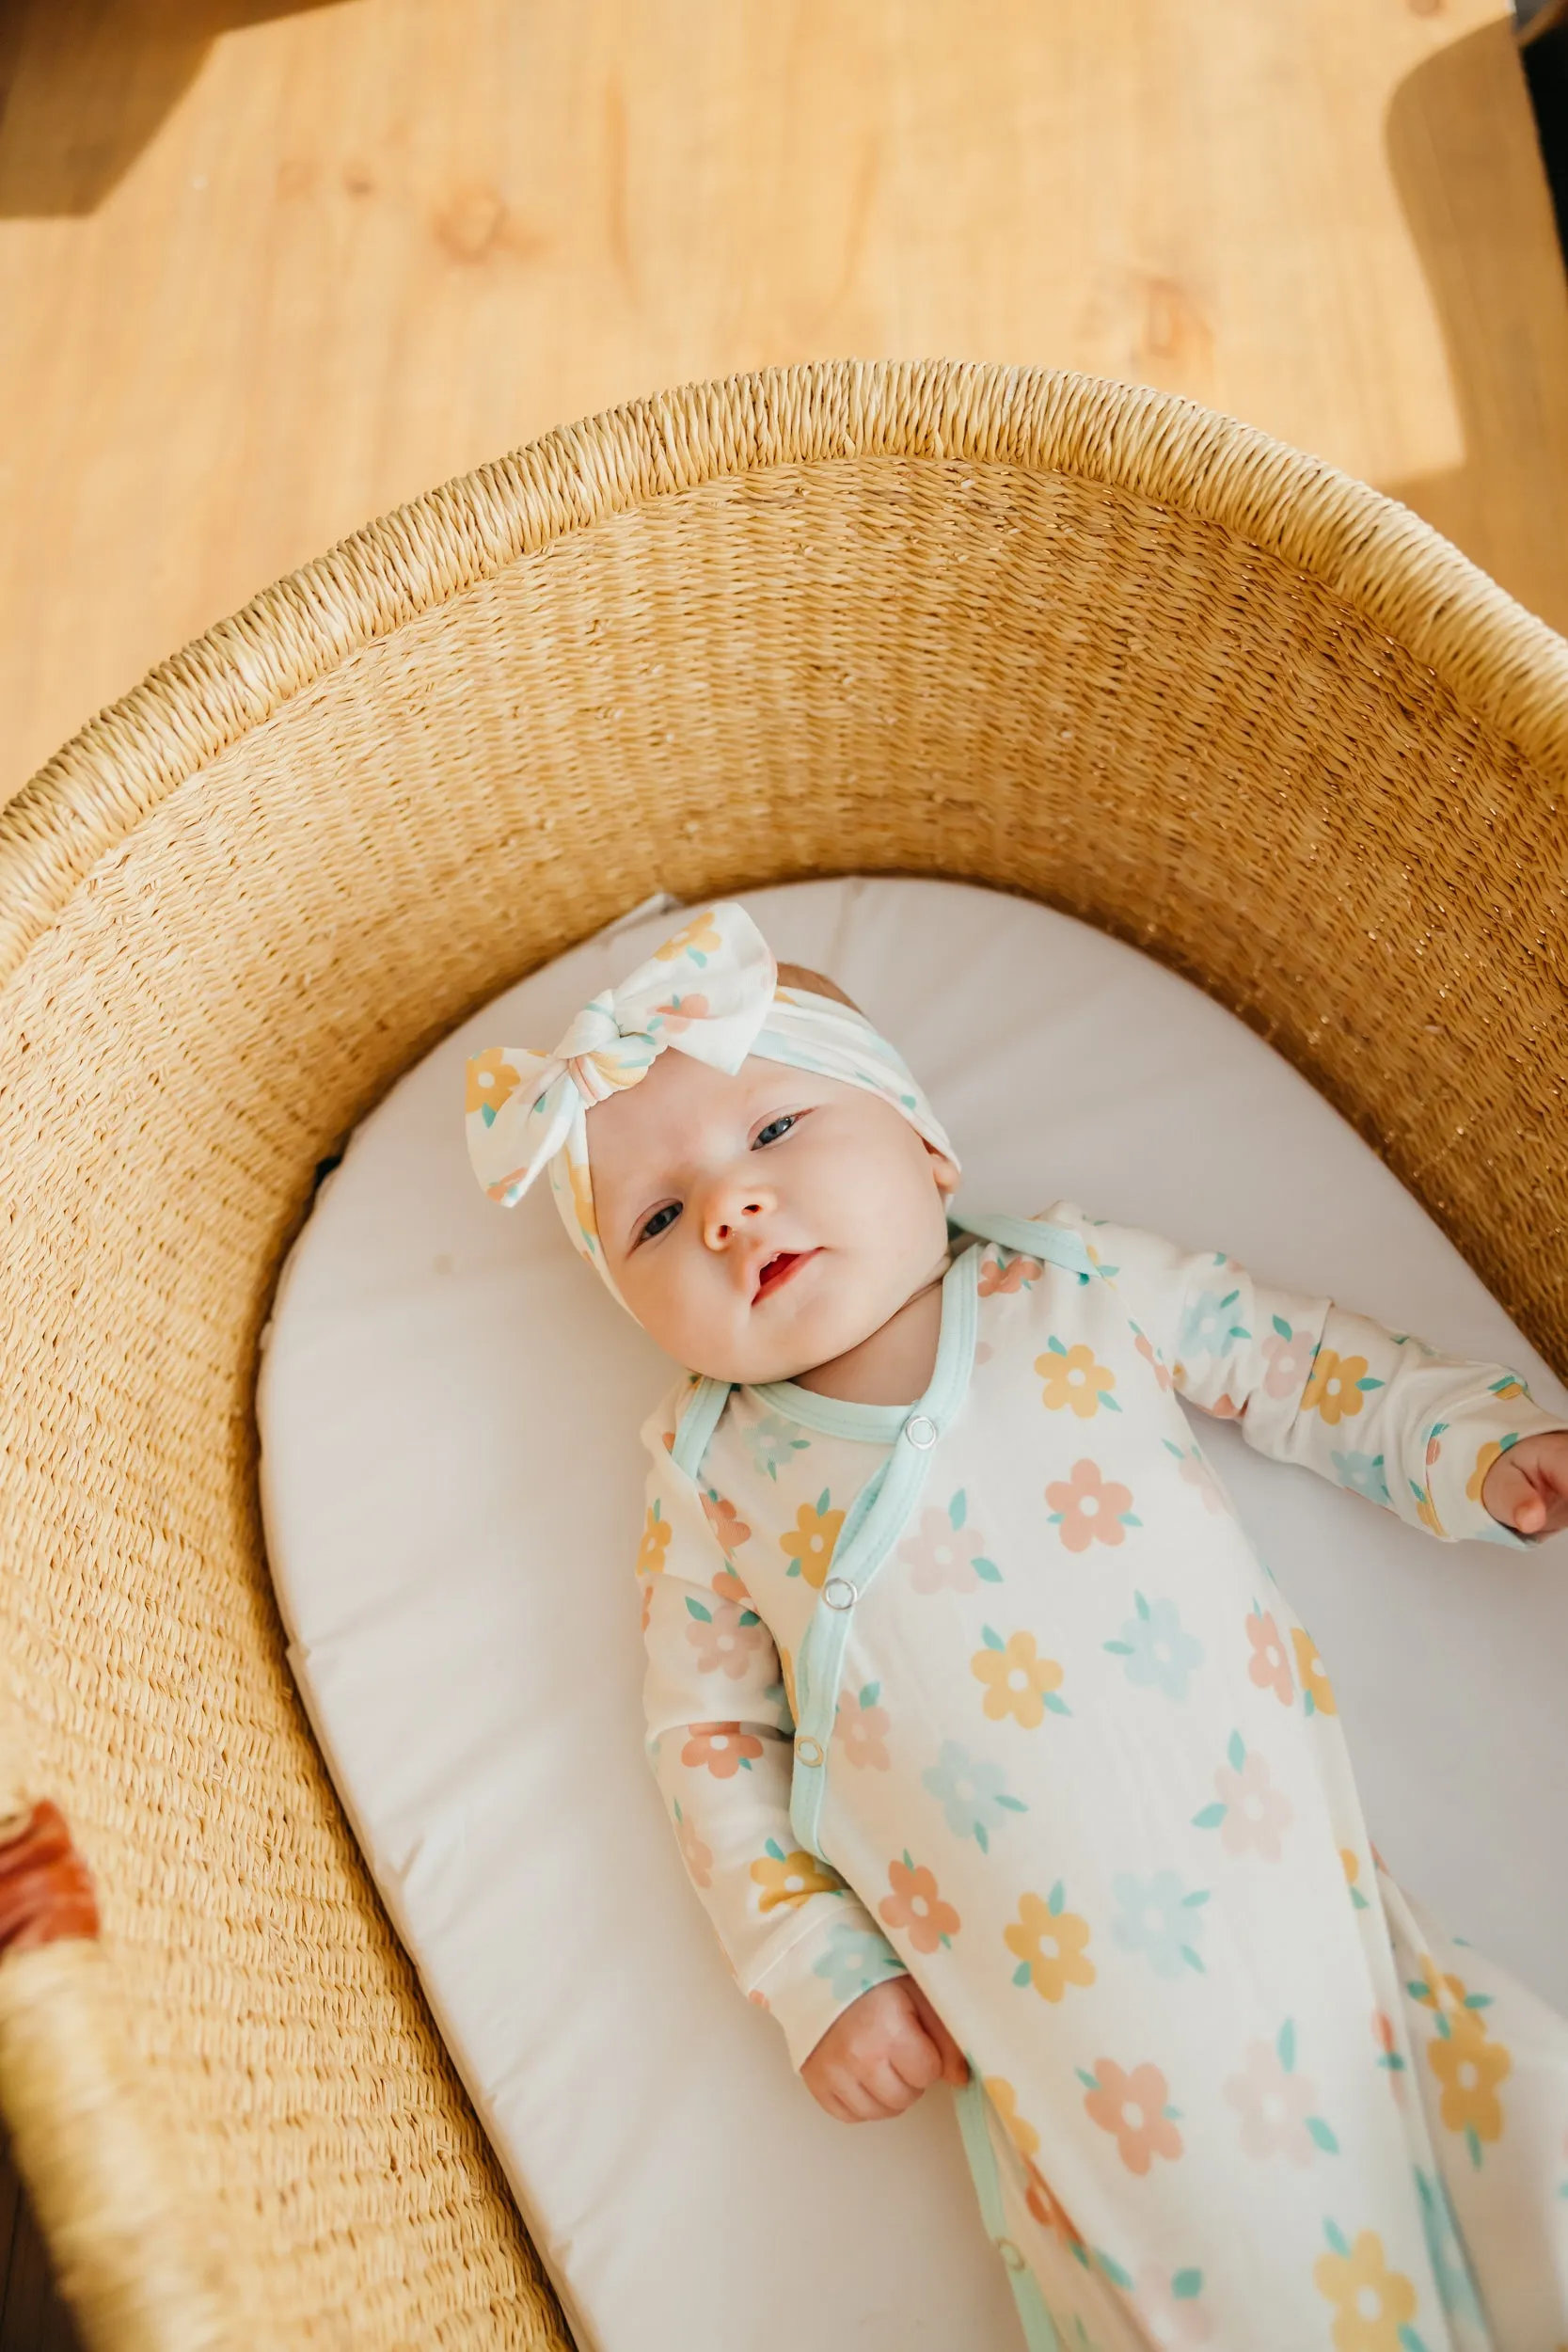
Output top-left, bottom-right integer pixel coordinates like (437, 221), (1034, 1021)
(637, 1205), (1568, 2352)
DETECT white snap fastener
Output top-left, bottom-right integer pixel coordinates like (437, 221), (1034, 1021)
(997, 2237), (1025, 2271)
(822, 1575), (856, 1611)
(905, 1413), (938, 1450)
(795, 1736), (824, 1768)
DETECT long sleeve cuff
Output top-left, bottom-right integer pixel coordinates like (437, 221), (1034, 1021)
(1425, 1387), (1568, 1548)
(750, 1897), (909, 2071)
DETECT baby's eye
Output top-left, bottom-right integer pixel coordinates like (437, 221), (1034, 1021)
(753, 1114), (798, 1149)
(639, 1202), (682, 1245)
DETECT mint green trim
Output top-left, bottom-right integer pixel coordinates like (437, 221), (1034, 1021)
(749, 1379), (911, 1444)
(787, 1246), (978, 1860)
(956, 2081), (1064, 2351)
(952, 1207), (1094, 1279)
(671, 1376), (733, 1485)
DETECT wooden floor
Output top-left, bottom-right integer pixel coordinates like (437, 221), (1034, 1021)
(2, 0), (1568, 811)
(1, 3), (1566, 2340)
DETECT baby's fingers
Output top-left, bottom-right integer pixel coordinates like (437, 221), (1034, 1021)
(1482, 1454), (1545, 1534)
(911, 1983), (971, 2086)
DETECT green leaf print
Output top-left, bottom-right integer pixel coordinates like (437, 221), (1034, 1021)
(1181, 1889), (1210, 1907)
(981, 1626), (1005, 1652)
(996, 1793), (1028, 1813)
(1277, 2020), (1296, 2072)
(1042, 1692), (1071, 1716)
(860, 1682), (880, 1708)
(1047, 1880), (1065, 1916)
(1103, 1640), (1134, 1657)
(1399, 2330), (1433, 2352)
(974, 1558), (1003, 1583)
(1094, 2249), (1132, 2292)
(1013, 1963), (1033, 1988)
(1134, 1590), (1151, 1619)
(950, 1490), (968, 1530)
(1163, 1440), (1185, 1460)
(1227, 1729), (1246, 1772)
(1181, 1947), (1205, 1974)
(1172, 2270), (1203, 2299)
(816, 1486), (831, 1515)
(685, 1598), (712, 1622)
(1075, 2068), (1100, 2091)
(765, 1838), (784, 1861)
(1323, 2218), (1351, 2258)
(974, 1824), (989, 1855)
(1047, 1336), (1068, 1357)
(1356, 1375), (1385, 1393)
(1272, 1315), (1292, 1340)
(1465, 2126), (1483, 2170)
(1192, 1804), (1227, 1829)
(1307, 2117), (1339, 2153)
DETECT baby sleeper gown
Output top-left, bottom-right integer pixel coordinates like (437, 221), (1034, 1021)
(637, 1205), (1568, 2352)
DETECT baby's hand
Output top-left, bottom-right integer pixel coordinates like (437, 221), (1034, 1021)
(800, 1976), (969, 2122)
(1481, 1431), (1568, 1539)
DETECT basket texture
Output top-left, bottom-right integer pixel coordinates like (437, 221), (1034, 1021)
(1, 360), (1565, 2348)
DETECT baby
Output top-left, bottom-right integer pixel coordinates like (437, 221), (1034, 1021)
(467, 902), (1568, 2352)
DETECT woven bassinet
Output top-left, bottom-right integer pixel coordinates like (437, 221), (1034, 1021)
(1, 360), (1565, 2351)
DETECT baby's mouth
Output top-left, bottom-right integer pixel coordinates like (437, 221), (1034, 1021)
(752, 1248), (819, 1304)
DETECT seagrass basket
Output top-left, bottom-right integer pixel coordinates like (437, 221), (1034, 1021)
(1, 360), (1565, 2351)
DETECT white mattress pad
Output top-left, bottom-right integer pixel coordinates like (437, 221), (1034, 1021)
(258, 877), (1568, 2351)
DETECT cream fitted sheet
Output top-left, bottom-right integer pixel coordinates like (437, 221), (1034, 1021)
(258, 878), (1568, 2352)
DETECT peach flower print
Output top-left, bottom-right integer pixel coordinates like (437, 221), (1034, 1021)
(685, 1596), (768, 1679)
(702, 1490), (751, 1558)
(1291, 1627), (1338, 1716)
(1132, 2264), (1213, 2348)
(466, 1047), (520, 1120)
(1081, 2058), (1182, 2176)
(681, 1723), (764, 1779)
(1223, 2025), (1334, 2164)
(1313, 2226), (1417, 2352)
(750, 1841), (839, 1913)
(978, 1250), (1043, 1296)
(1302, 1347), (1382, 1427)
(897, 1494), (999, 1593)
(1035, 1339), (1119, 1419)
(834, 1683), (892, 1771)
(1005, 1884), (1095, 2001)
(879, 1854), (960, 1953)
(1046, 1458), (1135, 1552)
(1195, 1735), (1294, 1861)
(1261, 1319), (1316, 1399)
(637, 1502), (673, 1577)
(971, 1629), (1069, 1728)
(1024, 2164), (1086, 2251)
(780, 1492), (845, 1589)
(1132, 1327), (1174, 1391)
(650, 990), (710, 1034)
(673, 1803), (712, 1888)
(1245, 1608), (1294, 1706)
(653, 910), (723, 963)
(1178, 1450), (1227, 1513)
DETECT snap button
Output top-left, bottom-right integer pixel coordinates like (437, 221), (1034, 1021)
(905, 1413), (938, 1450)
(822, 1575), (856, 1612)
(997, 2237), (1025, 2271)
(795, 1736), (824, 1768)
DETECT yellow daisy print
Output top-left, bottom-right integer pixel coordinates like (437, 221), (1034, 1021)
(1313, 2225), (1417, 2352)
(654, 910), (724, 964)
(780, 1492), (846, 1589)
(1035, 1340), (1118, 1419)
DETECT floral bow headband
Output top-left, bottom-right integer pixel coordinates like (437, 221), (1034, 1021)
(465, 902), (957, 1305)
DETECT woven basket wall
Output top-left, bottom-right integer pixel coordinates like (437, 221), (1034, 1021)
(1, 361), (1565, 2349)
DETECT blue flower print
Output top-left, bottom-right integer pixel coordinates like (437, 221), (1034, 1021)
(1109, 1870), (1209, 1978)
(749, 1410), (810, 1481)
(1104, 1592), (1205, 1701)
(812, 1919), (905, 2005)
(1331, 1449), (1391, 1507)
(921, 1740), (1028, 1854)
(1177, 1287), (1250, 1359)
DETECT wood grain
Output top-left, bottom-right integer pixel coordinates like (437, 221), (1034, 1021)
(0, 0), (1565, 803)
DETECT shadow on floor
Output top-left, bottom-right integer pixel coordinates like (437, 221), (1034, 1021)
(0, 0), (347, 215)
(1382, 16), (1568, 632)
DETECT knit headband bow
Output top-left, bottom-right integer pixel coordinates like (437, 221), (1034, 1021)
(465, 902), (958, 1304)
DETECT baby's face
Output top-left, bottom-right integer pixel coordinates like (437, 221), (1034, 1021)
(589, 1050), (958, 1383)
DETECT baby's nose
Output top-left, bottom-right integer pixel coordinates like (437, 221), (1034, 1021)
(704, 1185), (773, 1249)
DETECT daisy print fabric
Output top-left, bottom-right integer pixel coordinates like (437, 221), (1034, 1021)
(636, 1204), (1568, 2349)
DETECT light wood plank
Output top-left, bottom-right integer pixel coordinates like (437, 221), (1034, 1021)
(1, 0), (1565, 792)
